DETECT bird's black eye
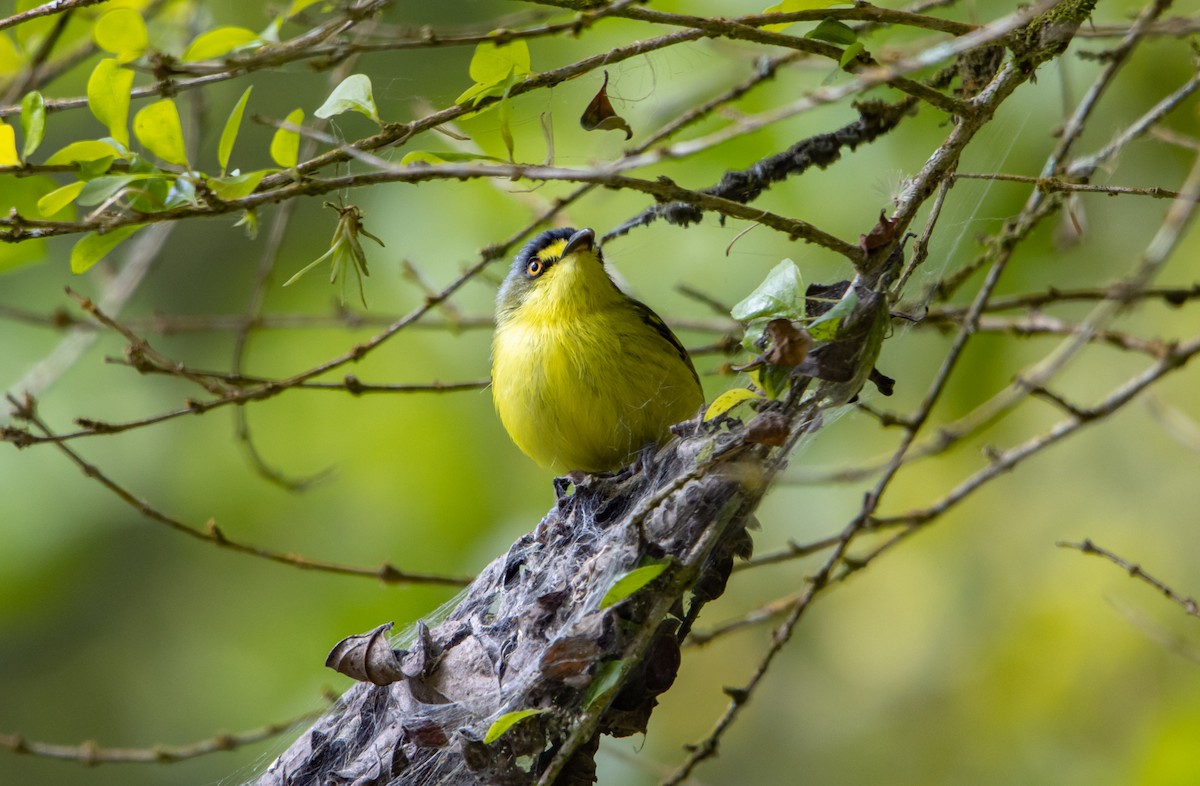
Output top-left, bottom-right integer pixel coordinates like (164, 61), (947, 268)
(526, 259), (544, 276)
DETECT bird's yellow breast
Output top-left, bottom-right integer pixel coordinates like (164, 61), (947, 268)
(491, 255), (702, 473)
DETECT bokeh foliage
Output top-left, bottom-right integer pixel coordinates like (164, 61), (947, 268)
(2, 0), (1200, 784)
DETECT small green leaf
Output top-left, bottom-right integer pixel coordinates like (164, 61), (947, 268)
(259, 16), (283, 44)
(704, 387), (763, 422)
(78, 156), (116, 177)
(182, 26), (260, 61)
(839, 41), (866, 68)
(20, 90), (45, 159)
(270, 109), (304, 167)
(206, 170), (266, 200)
(134, 99), (189, 167)
(314, 74), (380, 123)
(70, 224), (144, 274)
(750, 364), (792, 400)
(455, 39), (530, 108)
(483, 709), (547, 745)
(284, 203), (378, 306)
(0, 121), (18, 166)
(94, 8), (147, 61)
(37, 180), (86, 216)
(805, 18), (857, 45)
(600, 562), (669, 609)
(469, 39), (530, 84)
(808, 287), (857, 342)
(583, 660), (624, 710)
(76, 173), (161, 207)
(218, 87), (252, 174)
(399, 151), (505, 166)
(235, 208), (258, 238)
(44, 139), (124, 166)
(87, 58), (133, 149)
(164, 175), (196, 208)
(731, 260), (806, 324)
(732, 259), (806, 354)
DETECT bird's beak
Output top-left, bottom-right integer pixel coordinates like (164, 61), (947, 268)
(561, 228), (595, 257)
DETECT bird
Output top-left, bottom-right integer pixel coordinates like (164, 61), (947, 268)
(491, 227), (704, 474)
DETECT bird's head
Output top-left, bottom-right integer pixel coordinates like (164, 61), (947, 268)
(496, 227), (613, 322)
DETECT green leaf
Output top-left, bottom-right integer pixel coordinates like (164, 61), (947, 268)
(283, 203), (379, 306)
(164, 175), (196, 208)
(805, 18), (857, 45)
(20, 91), (45, 159)
(235, 208), (258, 238)
(750, 364), (792, 401)
(582, 660), (624, 710)
(134, 99), (189, 167)
(600, 562), (669, 609)
(182, 26), (260, 61)
(44, 139), (124, 166)
(270, 108), (304, 167)
(87, 59), (134, 149)
(94, 8), (147, 61)
(469, 39), (530, 84)
(76, 173), (161, 207)
(483, 709), (547, 745)
(731, 260), (806, 324)
(70, 224), (144, 274)
(399, 150), (505, 166)
(761, 0), (839, 32)
(206, 170), (266, 200)
(455, 40), (530, 108)
(808, 286), (857, 342)
(839, 41), (866, 69)
(314, 74), (380, 123)
(0, 121), (17, 166)
(704, 387), (763, 422)
(37, 180), (86, 216)
(731, 259), (806, 353)
(218, 86), (253, 174)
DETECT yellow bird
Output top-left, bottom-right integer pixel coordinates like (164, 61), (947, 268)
(491, 228), (704, 473)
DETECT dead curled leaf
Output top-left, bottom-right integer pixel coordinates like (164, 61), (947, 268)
(580, 70), (633, 140)
(732, 318), (811, 373)
(744, 410), (789, 446)
(325, 622), (405, 685)
(763, 318), (812, 367)
(859, 209), (897, 255)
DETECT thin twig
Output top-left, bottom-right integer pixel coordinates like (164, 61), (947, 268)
(1058, 539), (1200, 618)
(4, 393), (472, 587)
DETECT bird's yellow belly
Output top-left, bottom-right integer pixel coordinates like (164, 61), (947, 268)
(492, 313), (700, 473)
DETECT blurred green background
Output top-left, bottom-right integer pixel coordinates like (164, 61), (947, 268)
(3, 0), (1200, 784)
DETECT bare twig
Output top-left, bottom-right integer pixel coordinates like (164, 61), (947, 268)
(0, 706), (327, 765)
(4, 393), (471, 587)
(1058, 539), (1200, 618)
